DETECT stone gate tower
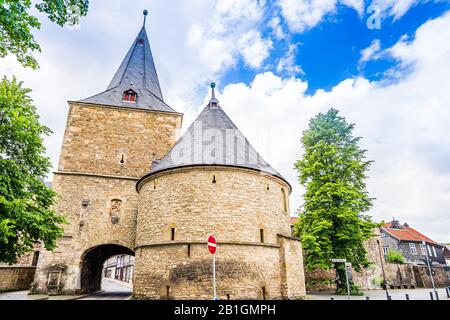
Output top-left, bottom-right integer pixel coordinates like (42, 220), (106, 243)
(33, 12), (305, 299)
(33, 15), (183, 294)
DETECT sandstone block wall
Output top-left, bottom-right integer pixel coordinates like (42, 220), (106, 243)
(134, 166), (305, 299)
(134, 244), (284, 300)
(136, 167), (292, 246)
(32, 174), (138, 294)
(58, 102), (182, 177)
(0, 266), (36, 292)
(33, 102), (181, 294)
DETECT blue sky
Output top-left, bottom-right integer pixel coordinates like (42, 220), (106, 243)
(1, 0), (450, 241)
(221, 1), (450, 94)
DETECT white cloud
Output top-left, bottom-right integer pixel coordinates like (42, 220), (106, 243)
(277, 0), (441, 33)
(268, 16), (287, 40)
(213, 11), (450, 242)
(278, 0), (338, 32)
(359, 39), (382, 63)
(370, 0), (422, 20)
(341, 0), (365, 16)
(277, 0), (367, 32)
(276, 44), (304, 75)
(238, 30), (273, 69)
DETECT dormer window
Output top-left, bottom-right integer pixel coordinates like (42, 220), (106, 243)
(123, 90), (137, 103)
(137, 39), (144, 46)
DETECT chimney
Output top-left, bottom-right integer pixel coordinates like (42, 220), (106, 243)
(403, 222), (409, 228)
(391, 219), (401, 229)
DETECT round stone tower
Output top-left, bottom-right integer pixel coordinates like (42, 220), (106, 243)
(133, 84), (305, 300)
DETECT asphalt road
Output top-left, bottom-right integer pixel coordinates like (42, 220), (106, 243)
(77, 277), (132, 300)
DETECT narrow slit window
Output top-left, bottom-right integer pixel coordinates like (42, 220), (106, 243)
(166, 286), (171, 300)
(281, 188), (287, 213)
(261, 287), (266, 300)
(31, 251), (40, 267)
(171, 228), (175, 241)
(260, 229), (264, 243)
(187, 244), (191, 258)
(212, 175), (216, 184)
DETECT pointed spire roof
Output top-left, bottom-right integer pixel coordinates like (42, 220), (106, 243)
(79, 11), (174, 112)
(138, 83), (290, 189)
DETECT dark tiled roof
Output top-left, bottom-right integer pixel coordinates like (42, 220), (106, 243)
(79, 26), (174, 112)
(139, 98), (289, 188)
(383, 221), (439, 245)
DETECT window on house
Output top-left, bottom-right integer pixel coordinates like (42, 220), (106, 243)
(171, 228), (175, 241)
(381, 232), (386, 237)
(409, 243), (417, 255)
(123, 90), (137, 103)
(432, 246), (437, 257)
(382, 246), (389, 255)
(427, 245), (432, 257)
(137, 39), (144, 45)
(420, 244), (427, 256)
(260, 229), (265, 243)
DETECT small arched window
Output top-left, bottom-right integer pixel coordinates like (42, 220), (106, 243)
(123, 89), (137, 103)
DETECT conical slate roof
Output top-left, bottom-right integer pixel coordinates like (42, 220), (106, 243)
(139, 87), (289, 187)
(79, 25), (174, 112)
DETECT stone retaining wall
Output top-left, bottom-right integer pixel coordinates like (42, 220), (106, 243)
(0, 266), (36, 292)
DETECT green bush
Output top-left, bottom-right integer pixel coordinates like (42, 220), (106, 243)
(386, 249), (406, 264)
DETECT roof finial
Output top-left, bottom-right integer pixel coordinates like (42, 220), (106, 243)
(210, 82), (216, 98)
(209, 82), (219, 109)
(143, 9), (148, 27)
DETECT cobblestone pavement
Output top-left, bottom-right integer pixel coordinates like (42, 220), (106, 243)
(308, 287), (450, 300)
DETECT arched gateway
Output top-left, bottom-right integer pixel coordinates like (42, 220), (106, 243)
(80, 244), (134, 293)
(32, 12), (305, 299)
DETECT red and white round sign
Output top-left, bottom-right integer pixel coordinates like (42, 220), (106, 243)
(207, 234), (216, 255)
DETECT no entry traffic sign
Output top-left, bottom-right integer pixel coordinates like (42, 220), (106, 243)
(207, 234), (217, 254)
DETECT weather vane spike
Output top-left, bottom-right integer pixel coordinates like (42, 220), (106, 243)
(209, 82), (219, 109)
(143, 9), (148, 26)
(210, 82), (216, 99)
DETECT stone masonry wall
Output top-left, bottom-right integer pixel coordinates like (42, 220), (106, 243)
(134, 244), (284, 300)
(278, 235), (306, 298)
(0, 266), (36, 292)
(33, 102), (182, 294)
(136, 167), (292, 246)
(33, 174), (138, 294)
(134, 166), (305, 299)
(58, 102), (182, 177)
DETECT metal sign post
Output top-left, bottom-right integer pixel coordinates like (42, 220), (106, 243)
(422, 241), (437, 299)
(213, 253), (216, 299)
(331, 258), (350, 300)
(208, 235), (217, 299)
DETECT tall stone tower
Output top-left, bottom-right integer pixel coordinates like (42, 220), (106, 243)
(133, 84), (306, 299)
(33, 14), (183, 294)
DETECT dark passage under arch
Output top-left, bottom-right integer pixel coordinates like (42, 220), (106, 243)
(80, 244), (134, 293)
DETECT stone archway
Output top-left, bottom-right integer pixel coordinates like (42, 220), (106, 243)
(80, 244), (134, 293)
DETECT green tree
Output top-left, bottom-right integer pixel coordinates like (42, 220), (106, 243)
(0, 76), (66, 264)
(293, 108), (377, 295)
(0, 0), (89, 69)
